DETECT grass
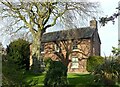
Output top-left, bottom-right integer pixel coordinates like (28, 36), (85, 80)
(68, 73), (94, 87)
(24, 72), (45, 86)
(2, 60), (100, 86)
(23, 72), (94, 87)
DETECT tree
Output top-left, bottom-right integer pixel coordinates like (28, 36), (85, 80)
(44, 59), (68, 87)
(6, 39), (30, 70)
(53, 36), (91, 67)
(99, 6), (120, 26)
(112, 47), (120, 56)
(86, 56), (104, 72)
(0, 1), (100, 71)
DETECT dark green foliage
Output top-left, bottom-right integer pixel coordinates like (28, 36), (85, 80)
(112, 47), (120, 56)
(2, 39), (32, 86)
(6, 39), (30, 70)
(86, 56), (104, 72)
(93, 58), (120, 86)
(99, 11), (119, 26)
(44, 59), (68, 87)
(2, 60), (39, 86)
(2, 60), (25, 86)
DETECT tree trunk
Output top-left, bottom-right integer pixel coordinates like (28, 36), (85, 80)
(31, 32), (42, 73)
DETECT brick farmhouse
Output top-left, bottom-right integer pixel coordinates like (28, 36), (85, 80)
(30, 19), (101, 73)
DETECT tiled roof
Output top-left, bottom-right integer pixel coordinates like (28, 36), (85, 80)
(41, 27), (95, 42)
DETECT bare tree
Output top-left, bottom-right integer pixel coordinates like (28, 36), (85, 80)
(0, 0), (100, 71)
(49, 30), (91, 69)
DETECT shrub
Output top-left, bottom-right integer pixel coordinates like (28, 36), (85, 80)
(86, 56), (104, 72)
(6, 39), (30, 70)
(2, 60), (25, 86)
(2, 60), (39, 86)
(3, 39), (31, 86)
(93, 58), (120, 86)
(44, 59), (68, 87)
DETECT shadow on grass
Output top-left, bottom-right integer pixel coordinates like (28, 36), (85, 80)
(68, 73), (95, 87)
(23, 71), (45, 86)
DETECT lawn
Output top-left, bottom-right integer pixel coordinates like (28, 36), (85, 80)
(68, 73), (94, 87)
(24, 72), (94, 87)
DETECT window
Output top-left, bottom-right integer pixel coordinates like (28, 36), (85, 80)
(71, 57), (79, 68)
(54, 44), (59, 52)
(72, 40), (78, 50)
(73, 44), (78, 50)
(40, 43), (44, 53)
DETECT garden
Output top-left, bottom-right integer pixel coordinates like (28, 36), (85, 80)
(2, 39), (120, 87)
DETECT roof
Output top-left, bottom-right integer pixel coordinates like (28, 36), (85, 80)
(41, 27), (96, 42)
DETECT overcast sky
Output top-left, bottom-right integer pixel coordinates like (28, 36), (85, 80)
(0, 0), (119, 57)
(98, 0), (119, 56)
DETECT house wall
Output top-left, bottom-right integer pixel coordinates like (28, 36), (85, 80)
(29, 28), (101, 73)
(29, 36), (101, 73)
(42, 39), (92, 73)
(68, 39), (91, 72)
(43, 42), (59, 61)
(91, 31), (101, 56)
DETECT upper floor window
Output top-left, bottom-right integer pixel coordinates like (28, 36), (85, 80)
(73, 44), (78, 50)
(40, 43), (44, 53)
(54, 44), (59, 52)
(72, 40), (78, 50)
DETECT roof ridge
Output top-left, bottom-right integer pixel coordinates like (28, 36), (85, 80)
(42, 27), (96, 42)
(44, 27), (91, 34)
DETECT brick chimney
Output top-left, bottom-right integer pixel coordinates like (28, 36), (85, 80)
(90, 19), (97, 29)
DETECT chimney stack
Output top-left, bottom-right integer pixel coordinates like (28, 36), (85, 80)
(90, 19), (97, 29)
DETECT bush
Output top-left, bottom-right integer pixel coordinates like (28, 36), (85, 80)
(93, 58), (120, 86)
(2, 60), (25, 86)
(2, 39), (31, 86)
(2, 60), (39, 86)
(6, 39), (30, 70)
(86, 56), (104, 72)
(44, 59), (68, 87)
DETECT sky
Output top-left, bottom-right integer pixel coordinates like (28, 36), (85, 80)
(98, 0), (119, 56)
(47, 0), (120, 56)
(0, 0), (119, 56)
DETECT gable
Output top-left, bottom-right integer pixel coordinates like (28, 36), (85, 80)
(93, 31), (101, 44)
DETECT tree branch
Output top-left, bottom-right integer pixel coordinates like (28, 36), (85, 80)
(44, 7), (67, 29)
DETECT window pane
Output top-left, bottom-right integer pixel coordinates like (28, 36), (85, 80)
(40, 44), (44, 52)
(71, 63), (79, 68)
(73, 45), (78, 49)
(72, 58), (78, 62)
(71, 57), (79, 68)
(54, 44), (59, 52)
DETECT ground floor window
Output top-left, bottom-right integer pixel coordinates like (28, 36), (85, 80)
(71, 57), (79, 68)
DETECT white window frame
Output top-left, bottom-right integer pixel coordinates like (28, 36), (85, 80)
(71, 57), (79, 68)
(73, 44), (78, 50)
(72, 41), (78, 51)
(54, 44), (59, 52)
